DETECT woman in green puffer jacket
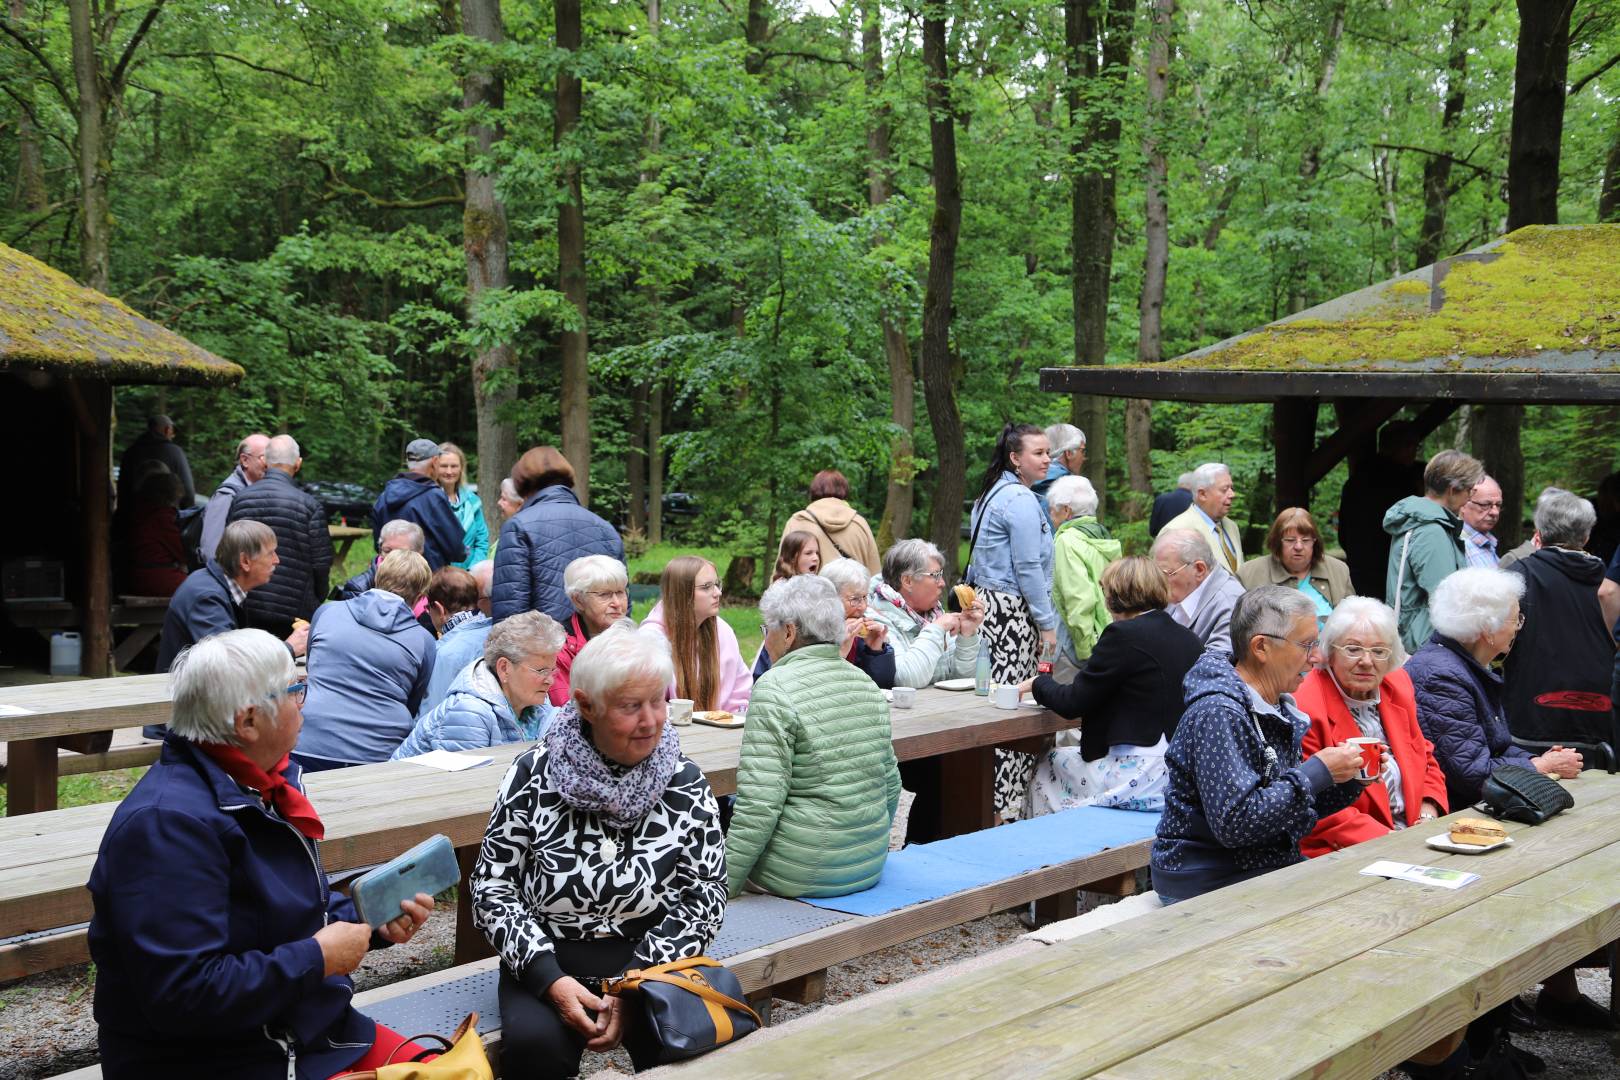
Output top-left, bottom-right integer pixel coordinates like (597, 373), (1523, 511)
(1048, 474), (1121, 667)
(725, 575), (901, 899)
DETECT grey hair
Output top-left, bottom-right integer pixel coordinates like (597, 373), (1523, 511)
(820, 557), (873, 599)
(760, 574), (846, 648)
(500, 477), (520, 502)
(1191, 462), (1230, 494)
(484, 610), (565, 668)
(168, 629), (293, 746)
(217, 520), (275, 576)
(1047, 474), (1099, 518)
(1320, 596), (1406, 668)
(265, 434), (300, 467)
(468, 559), (494, 597)
(1534, 487), (1595, 549)
(379, 518), (426, 553)
(148, 414), (174, 432)
(881, 538), (945, 588)
(1429, 567), (1525, 642)
(564, 554), (628, 600)
(1152, 527), (1214, 569)
(1177, 471), (1196, 491)
(575, 625), (675, 705)
(1230, 585), (1318, 664)
(1045, 422), (1086, 455)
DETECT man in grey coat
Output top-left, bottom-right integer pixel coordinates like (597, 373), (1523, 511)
(198, 433), (269, 563)
(1154, 528), (1248, 655)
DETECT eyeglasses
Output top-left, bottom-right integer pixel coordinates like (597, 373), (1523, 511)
(521, 663), (556, 680)
(1279, 535), (1314, 548)
(1467, 500), (1503, 511)
(1262, 633), (1320, 654)
(1334, 644), (1392, 663)
(695, 581), (723, 595)
(278, 681), (308, 706)
(1161, 563), (1189, 578)
(915, 570), (945, 582)
(586, 589), (628, 602)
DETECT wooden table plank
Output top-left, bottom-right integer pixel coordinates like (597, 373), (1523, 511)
(0, 674), (171, 742)
(683, 774), (1620, 1080)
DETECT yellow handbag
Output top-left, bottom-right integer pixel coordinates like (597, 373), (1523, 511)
(335, 1012), (493, 1080)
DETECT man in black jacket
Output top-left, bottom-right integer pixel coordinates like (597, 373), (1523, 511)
(372, 439), (467, 570)
(227, 434), (332, 638)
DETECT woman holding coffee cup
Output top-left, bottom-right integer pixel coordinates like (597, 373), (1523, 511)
(1294, 598), (1449, 857)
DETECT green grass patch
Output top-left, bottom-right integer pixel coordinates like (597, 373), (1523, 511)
(626, 542), (751, 583)
(0, 765), (148, 816)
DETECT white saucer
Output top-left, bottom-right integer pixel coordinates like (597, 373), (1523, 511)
(933, 677), (977, 692)
(1425, 832), (1513, 854)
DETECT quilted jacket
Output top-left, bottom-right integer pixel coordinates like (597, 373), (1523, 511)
(392, 658), (553, 759)
(867, 583), (979, 688)
(723, 644), (901, 898)
(1404, 633), (1535, 809)
(491, 485), (623, 624)
(372, 472), (467, 571)
(227, 470), (332, 626)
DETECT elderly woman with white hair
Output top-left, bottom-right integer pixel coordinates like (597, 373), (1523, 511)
(472, 626), (725, 1077)
(87, 629), (433, 1079)
(1033, 421), (1086, 518)
(1292, 598), (1449, 856)
(755, 557), (895, 686)
(1151, 587), (1368, 904)
(550, 554), (630, 706)
(1047, 473), (1121, 670)
(393, 611), (564, 757)
(1405, 568), (1582, 811)
(726, 575), (901, 899)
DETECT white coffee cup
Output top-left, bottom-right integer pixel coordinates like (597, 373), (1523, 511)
(992, 685), (1020, 710)
(669, 698), (694, 726)
(892, 686), (916, 709)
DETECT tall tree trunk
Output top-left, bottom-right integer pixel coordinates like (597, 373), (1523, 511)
(628, 383), (648, 535)
(1601, 121), (1620, 222)
(556, 0), (591, 505)
(1067, 0), (1135, 515)
(1287, 1), (1345, 313)
(9, 0), (47, 254)
(744, 0), (769, 76)
(66, 0), (108, 290)
(1127, 0), (1174, 517)
(636, 0), (664, 545)
(648, 384), (664, 545)
(461, 0), (517, 538)
(1507, 0), (1570, 231)
(864, 0), (915, 547)
(1415, 3), (1470, 267)
(921, 4), (966, 576)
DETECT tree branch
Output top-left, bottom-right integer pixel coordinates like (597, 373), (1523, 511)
(317, 162), (465, 209)
(111, 0), (168, 94)
(0, 17), (75, 111)
(1372, 142), (1498, 178)
(1569, 49), (1620, 96)
(763, 48), (860, 70)
(155, 50), (322, 87)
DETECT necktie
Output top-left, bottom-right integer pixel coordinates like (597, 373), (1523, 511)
(1216, 522), (1239, 573)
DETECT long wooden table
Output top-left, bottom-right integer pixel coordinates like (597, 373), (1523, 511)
(0, 674), (170, 815)
(0, 689), (1067, 975)
(685, 771), (1620, 1079)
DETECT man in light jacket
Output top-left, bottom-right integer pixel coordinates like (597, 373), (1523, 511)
(198, 432), (268, 563)
(1162, 462), (1243, 574)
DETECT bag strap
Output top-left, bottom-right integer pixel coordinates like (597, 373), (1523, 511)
(964, 482), (1015, 579)
(801, 509), (853, 561)
(1391, 530), (1413, 622)
(628, 971), (763, 1026)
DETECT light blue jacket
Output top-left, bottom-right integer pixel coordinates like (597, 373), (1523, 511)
(392, 658), (553, 759)
(969, 471), (1056, 629)
(418, 611), (493, 717)
(449, 487), (490, 569)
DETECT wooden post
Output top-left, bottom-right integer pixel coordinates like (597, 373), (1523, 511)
(7, 738), (59, 815)
(72, 380), (113, 677)
(1273, 399), (1319, 513)
(453, 843), (495, 965)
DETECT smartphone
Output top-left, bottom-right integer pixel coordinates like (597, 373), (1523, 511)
(350, 834), (459, 928)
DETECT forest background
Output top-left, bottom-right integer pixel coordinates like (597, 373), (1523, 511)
(3, 0), (1618, 579)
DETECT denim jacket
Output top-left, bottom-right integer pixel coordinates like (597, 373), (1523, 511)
(968, 472), (1056, 630)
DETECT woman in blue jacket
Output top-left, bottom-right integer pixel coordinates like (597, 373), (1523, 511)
(436, 441), (490, 568)
(394, 610), (563, 757)
(491, 445), (624, 624)
(87, 629), (433, 1080)
(968, 423), (1057, 819)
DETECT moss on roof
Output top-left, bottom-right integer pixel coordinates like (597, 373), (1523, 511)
(0, 244), (244, 386)
(1162, 225), (1620, 373)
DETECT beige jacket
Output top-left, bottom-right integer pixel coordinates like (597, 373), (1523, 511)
(1162, 504), (1244, 575)
(782, 498), (882, 575)
(1237, 553), (1356, 607)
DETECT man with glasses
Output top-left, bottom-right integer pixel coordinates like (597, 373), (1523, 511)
(198, 432), (270, 563)
(1459, 475), (1503, 570)
(1153, 528), (1246, 655)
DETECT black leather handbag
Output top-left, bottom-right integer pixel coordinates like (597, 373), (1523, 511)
(606, 957), (761, 1063)
(1476, 763), (1575, 825)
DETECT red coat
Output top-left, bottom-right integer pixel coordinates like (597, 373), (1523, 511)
(548, 612), (591, 707)
(1295, 667), (1449, 857)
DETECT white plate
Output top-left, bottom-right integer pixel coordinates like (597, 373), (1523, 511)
(1425, 832), (1513, 855)
(933, 677), (977, 692)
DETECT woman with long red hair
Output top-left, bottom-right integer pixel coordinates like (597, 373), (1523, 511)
(639, 556), (752, 712)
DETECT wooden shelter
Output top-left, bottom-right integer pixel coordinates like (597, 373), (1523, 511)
(1041, 224), (1620, 526)
(0, 244), (243, 676)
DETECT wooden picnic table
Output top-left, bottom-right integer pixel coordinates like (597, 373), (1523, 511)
(1, 673), (170, 815)
(0, 688), (1068, 973)
(687, 770), (1620, 1079)
(328, 524), (371, 564)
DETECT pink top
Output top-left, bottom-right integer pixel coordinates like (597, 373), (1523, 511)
(639, 602), (753, 712)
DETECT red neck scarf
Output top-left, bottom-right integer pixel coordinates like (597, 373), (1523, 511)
(201, 744), (325, 840)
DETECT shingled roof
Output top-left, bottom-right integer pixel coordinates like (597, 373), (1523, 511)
(1041, 224), (1620, 404)
(0, 244), (244, 386)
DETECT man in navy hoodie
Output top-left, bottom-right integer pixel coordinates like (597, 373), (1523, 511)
(371, 439), (467, 570)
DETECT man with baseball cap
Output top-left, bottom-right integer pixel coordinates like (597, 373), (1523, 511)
(371, 438), (468, 570)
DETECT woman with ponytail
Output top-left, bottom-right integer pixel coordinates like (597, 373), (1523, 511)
(640, 555), (753, 712)
(969, 423), (1058, 819)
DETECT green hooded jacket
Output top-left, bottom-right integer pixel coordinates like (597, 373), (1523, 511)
(724, 643), (901, 899)
(1053, 517), (1121, 663)
(1383, 495), (1466, 653)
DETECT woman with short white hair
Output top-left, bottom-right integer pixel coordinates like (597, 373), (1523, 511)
(726, 575), (901, 898)
(1405, 568), (1581, 811)
(1046, 473), (1120, 670)
(88, 629), (433, 1079)
(549, 554), (630, 706)
(472, 626), (725, 1077)
(1292, 597), (1449, 856)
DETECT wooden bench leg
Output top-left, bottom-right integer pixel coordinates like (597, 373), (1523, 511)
(772, 970), (827, 1006)
(1084, 870), (1140, 898)
(453, 844), (494, 965)
(936, 746), (995, 839)
(747, 989), (774, 1027)
(1033, 889), (1079, 927)
(7, 738), (59, 815)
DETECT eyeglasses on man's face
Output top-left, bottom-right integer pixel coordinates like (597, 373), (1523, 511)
(279, 681), (307, 706)
(1467, 499), (1503, 512)
(1262, 633), (1320, 654)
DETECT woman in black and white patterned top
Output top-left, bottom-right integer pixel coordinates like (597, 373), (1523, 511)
(471, 626), (726, 1076)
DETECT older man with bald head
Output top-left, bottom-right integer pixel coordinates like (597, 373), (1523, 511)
(227, 434), (333, 638)
(198, 432), (270, 562)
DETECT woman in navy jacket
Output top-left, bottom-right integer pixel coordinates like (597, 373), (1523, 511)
(87, 629), (432, 1079)
(491, 446), (624, 625)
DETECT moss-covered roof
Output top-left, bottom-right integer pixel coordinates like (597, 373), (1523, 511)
(0, 244), (244, 386)
(1040, 224), (1620, 404)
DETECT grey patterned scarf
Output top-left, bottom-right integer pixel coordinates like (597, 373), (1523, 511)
(541, 702), (681, 830)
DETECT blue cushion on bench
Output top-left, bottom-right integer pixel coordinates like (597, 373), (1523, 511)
(797, 806), (1160, 917)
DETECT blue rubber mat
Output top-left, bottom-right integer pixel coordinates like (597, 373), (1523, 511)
(800, 806), (1161, 917)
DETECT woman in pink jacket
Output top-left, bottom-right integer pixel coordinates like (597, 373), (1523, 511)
(639, 556), (752, 713)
